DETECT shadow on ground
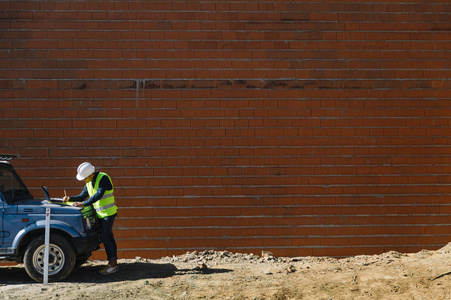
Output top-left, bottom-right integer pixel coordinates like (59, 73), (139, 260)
(0, 262), (232, 285)
(0, 265), (31, 284)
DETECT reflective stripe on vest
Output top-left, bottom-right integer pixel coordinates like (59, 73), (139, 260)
(95, 202), (116, 213)
(98, 193), (114, 201)
(87, 172), (117, 218)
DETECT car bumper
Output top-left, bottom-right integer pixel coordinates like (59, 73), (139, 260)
(73, 230), (101, 255)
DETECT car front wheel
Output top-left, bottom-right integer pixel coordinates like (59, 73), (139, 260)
(24, 234), (76, 282)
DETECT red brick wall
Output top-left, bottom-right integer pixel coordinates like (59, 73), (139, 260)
(1, 1), (451, 259)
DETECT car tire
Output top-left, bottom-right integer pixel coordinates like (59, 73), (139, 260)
(24, 234), (76, 282)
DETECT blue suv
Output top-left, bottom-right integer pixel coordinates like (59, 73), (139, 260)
(0, 155), (101, 282)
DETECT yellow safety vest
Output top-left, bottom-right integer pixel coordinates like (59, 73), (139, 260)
(87, 172), (117, 218)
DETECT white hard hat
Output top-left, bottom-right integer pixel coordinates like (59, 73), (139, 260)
(76, 162), (95, 181)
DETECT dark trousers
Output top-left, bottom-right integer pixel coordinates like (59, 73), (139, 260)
(99, 214), (117, 261)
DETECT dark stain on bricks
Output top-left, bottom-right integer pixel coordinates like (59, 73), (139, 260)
(145, 80), (160, 89)
(76, 81), (87, 89)
(262, 80), (276, 89)
(289, 81), (305, 89)
(219, 80), (233, 87)
(162, 80), (188, 89)
(275, 81), (288, 87)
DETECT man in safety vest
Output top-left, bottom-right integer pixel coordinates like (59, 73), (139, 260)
(63, 162), (119, 275)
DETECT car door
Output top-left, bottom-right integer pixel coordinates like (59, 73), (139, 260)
(0, 167), (6, 248)
(0, 164), (31, 249)
(0, 196), (3, 247)
(0, 167), (8, 248)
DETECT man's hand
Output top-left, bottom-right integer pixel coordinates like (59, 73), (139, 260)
(63, 190), (69, 202)
(71, 202), (84, 207)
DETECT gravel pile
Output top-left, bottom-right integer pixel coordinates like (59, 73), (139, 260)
(159, 250), (289, 265)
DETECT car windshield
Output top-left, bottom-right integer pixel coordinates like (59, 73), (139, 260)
(0, 164), (33, 203)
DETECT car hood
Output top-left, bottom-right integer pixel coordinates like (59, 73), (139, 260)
(14, 198), (82, 214)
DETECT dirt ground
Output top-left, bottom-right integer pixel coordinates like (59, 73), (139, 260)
(1, 244), (451, 300)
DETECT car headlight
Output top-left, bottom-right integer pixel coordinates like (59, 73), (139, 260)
(85, 216), (92, 230)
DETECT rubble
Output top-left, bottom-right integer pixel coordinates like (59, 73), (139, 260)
(163, 250), (279, 264)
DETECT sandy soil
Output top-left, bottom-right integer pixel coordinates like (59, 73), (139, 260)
(1, 244), (451, 300)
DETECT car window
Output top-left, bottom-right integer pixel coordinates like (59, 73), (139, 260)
(0, 164), (33, 203)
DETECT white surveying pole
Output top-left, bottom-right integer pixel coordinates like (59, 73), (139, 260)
(43, 207), (51, 285)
